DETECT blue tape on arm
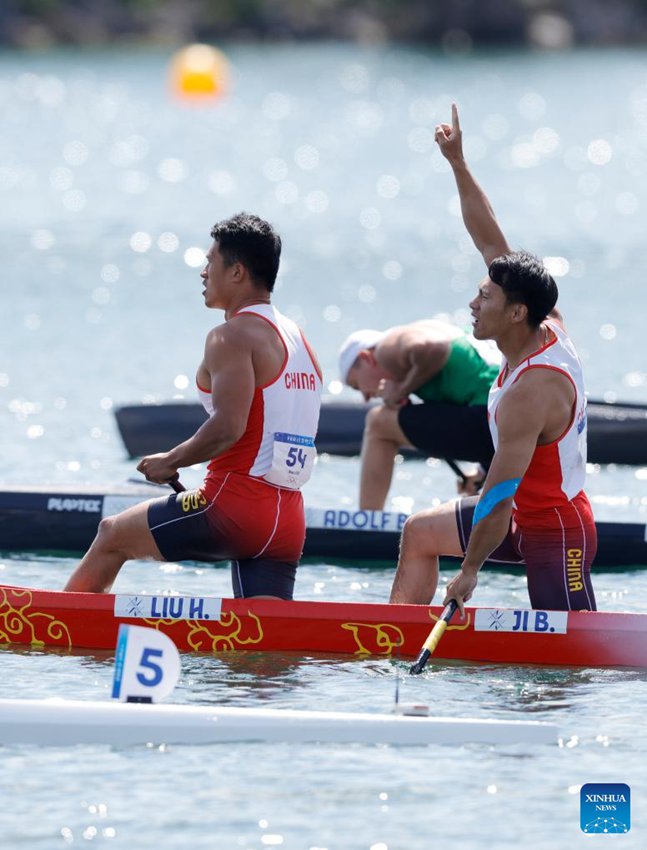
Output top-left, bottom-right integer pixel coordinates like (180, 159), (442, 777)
(472, 478), (521, 525)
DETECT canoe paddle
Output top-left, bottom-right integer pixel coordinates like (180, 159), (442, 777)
(409, 599), (458, 675)
(168, 476), (185, 494)
(444, 458), (467, 484)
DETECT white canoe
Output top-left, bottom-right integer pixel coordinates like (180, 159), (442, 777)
(0, 698), (557, 747)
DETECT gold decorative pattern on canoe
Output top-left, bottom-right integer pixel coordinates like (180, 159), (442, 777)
(142, 609), (264, 652)
(342, 611), (472, 656)
(342, 622), (405, 655)
(0, 587), (72, 648)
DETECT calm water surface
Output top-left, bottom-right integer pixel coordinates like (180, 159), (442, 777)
(1, 44), (647, 849)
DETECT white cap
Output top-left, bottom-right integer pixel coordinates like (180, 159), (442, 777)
(338, 329), (385, 384)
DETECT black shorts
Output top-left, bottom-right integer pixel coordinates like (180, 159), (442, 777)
(231, 558), (297, 599)
(398, 402), (493, 467)
(148, 492), (298, 600)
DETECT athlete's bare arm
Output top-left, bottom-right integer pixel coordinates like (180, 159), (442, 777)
(443, 371), (555, 613)
(376, 327), (451, 408)
(137, 322), (257, 484)
(435, 103), (511, 267)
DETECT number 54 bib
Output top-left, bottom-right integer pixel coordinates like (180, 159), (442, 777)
(263, 432), (316, 489)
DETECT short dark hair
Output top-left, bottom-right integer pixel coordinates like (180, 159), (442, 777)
(488, 250), (558, 328)
(210, 212), (281, 291)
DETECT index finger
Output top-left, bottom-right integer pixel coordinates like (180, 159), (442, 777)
(451, 102), (460, 133)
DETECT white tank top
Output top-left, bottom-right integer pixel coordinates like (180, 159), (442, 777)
(487, 320), (587, 524)
(198, 304), (322, 490)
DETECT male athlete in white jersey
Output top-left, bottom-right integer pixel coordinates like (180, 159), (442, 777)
(65, 213), (323, 599)
(389, 105), (597, 613)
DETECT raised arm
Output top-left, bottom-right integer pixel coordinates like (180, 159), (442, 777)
(436, 103), (511, 267)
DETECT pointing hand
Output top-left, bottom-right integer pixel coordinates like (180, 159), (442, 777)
(435, 102), (464, 163)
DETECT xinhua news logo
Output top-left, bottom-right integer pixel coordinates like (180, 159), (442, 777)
(580, 783), (630, 834)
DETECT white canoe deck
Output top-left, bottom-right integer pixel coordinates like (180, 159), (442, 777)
(0, 698), (557, 747)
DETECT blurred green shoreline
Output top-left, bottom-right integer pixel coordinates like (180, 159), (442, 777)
(3, 0), (647, 51)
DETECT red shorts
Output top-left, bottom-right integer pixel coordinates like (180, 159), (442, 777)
(455, 495), (597, 611)
(147, 471), (305, 597)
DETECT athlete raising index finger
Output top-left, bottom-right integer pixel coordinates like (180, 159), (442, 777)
(389, 103), (597, 615)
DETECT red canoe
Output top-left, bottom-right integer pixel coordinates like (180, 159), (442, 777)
(1, 583), (645, 668)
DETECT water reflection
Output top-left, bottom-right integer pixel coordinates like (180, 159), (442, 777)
(0, 642), (113, 664)
(182, 650), (308, 703)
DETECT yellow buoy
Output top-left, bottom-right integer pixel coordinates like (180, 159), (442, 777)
(169, 44), (230, 102)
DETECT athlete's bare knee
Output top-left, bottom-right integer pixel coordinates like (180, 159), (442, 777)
(401, 512), (432, 554)
(95, 516), (115, 542)
(93, 516), (127, 554)
(363, 405), (381, 437)
(363, 405), (395, 441)
(400, 508), (447, 557)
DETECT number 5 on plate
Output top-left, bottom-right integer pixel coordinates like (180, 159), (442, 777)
(111, 624), (181, 703)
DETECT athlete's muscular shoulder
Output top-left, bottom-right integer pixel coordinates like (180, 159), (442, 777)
(378, 323), (450, 376)
(503, 367), (574, 444)
(497, 373), (546, 440)
(204, 319), (249, 352)
(224, 311), (285, 384)
(204, 314), (271, 352)
(200, 321), (253, 377)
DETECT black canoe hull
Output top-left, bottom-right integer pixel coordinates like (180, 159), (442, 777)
(0, 485), (646, 568)
(114, 399), (647, 465)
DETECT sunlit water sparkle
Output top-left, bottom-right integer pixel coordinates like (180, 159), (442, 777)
(1, 44), (647, 849)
